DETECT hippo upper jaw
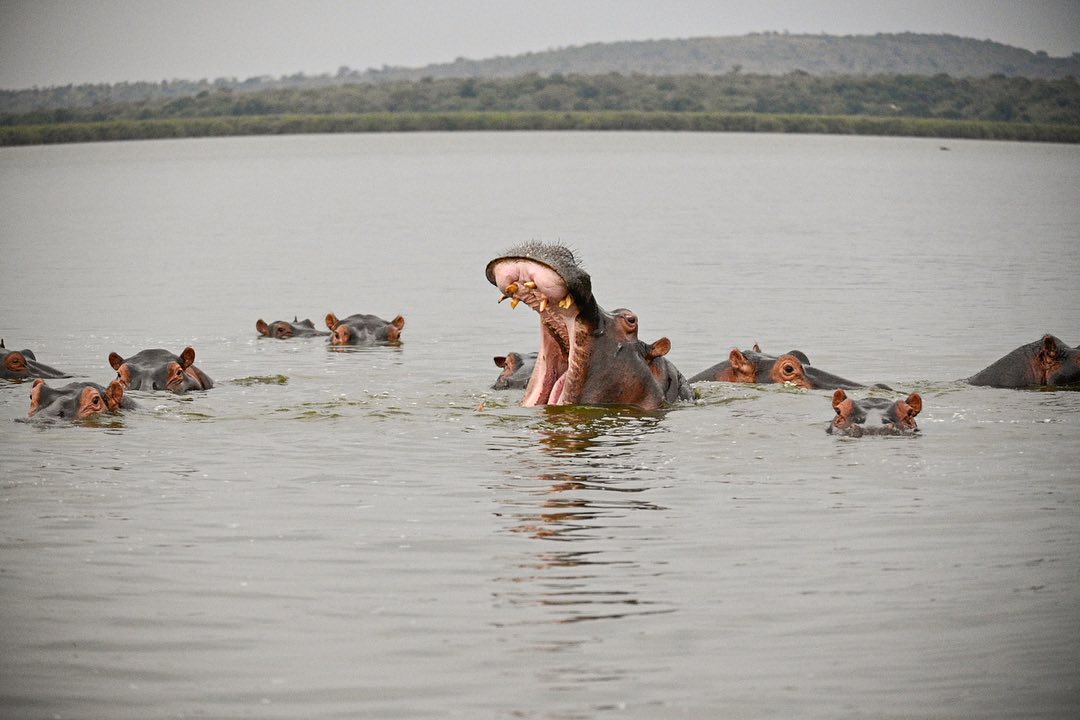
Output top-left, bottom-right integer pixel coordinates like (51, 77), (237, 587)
(488, 255), (591, 405)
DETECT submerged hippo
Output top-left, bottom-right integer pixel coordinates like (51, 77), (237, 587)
(688, 346), (863, 389)
(325, 312), (405, 346)
(828, 389), (922, 437)
(492, 352), (537, 390)
(485, 242), (689, 408)
(967, 334), (1080, 388)
(1, 340), (70, 381)
(256, 317), (330, 339)
(108, 347), (213, 393)
(28, 378), (132, 420)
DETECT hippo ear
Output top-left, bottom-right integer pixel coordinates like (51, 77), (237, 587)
(105, 380), (125, 411)
(832, 389), (847, 409)
(28, 378), (46, 416)
(647, 337), (672, 360)
(905, 393), (923, 416)
(752, 342), (761, 353)
(391, 315), (405, 330)
(729, 348), (752, 372)
(256, 319), (270, 336)
(108, 352), (125, 371)
(494, 356), (508, 368)
(326, 313), (339, 330)
(178, 347), (196, 369)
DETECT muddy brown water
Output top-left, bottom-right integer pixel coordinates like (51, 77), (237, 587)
(1, 133), (1078, 718)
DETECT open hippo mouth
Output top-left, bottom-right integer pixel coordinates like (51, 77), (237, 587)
(486, 243), (603, 406)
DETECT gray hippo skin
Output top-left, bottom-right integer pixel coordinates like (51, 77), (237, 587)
(689, 345), (863, 389)
(967, 334), (1080, 388)
(485, 242), (689, 409)
(1, 339), (70, 381)
(256, 317), (330, 339)
(326, 312), (405, 345)
(108, 347), (213, 393)
(493, 352), (537, 390)
(28, 378), (133, 420)
(827, 389), (922, 437)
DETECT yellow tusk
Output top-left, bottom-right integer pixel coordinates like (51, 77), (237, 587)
(524, 280), (536, 289)
(559, 295), (574, 309)
(539, 297), (548, 312)
(505, 283), (519, 295)
(510, 297), (520, 309)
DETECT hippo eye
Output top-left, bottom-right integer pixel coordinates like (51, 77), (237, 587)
(835, 407), (842, 416)
(783, 364), (795, 374)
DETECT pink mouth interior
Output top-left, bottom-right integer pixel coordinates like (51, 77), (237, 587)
(490, 259), (578, 406)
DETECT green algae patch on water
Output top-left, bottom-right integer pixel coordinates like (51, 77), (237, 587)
(233, 375), (288, 386)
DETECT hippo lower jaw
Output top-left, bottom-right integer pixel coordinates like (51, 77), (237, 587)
(489, 258), (591, 406)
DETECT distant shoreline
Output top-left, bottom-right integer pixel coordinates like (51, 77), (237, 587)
(2, 111), (1077, 146)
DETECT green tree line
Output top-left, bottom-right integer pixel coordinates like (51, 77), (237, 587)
(4, 112), (1078, 147)
(3, 72), (1078, 127)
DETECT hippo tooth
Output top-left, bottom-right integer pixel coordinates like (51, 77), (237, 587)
(524, 280), (536, 289)
(559, 295), (574, 309)
(539, 297), (548, 312)
(505, 282), (519, 295)
(510, 297), (520, 309)
(498, 293), (509, 303)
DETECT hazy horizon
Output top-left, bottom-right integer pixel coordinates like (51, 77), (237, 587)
(1, 0), (1079, 90)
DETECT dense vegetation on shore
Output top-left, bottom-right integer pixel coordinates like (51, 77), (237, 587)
(5, 73), (1077, 127)
(2, 35), (1076, 146)
(3, 32), (1077, 116)
(3, 111), (1077, 147)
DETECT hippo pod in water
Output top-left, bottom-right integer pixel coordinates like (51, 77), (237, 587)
(688, 345), (864, 390)
(967, 334), (1080, 388)
(28, 378), (134, 420)
(486, 242), (690, 409)
(1, 340), (70, 381)
(325, 312), (405, 346)
(827, 389), (922, 437)
(108, 347), (213, 394)
(256, 317), (330, 339)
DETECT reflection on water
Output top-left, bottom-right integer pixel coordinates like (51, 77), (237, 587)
(534, 405), (668, 456)
(488, 408), (677, 627)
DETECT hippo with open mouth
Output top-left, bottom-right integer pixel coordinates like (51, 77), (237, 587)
(486, 242), (689, 409)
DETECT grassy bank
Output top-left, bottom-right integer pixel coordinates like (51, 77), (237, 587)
(2, 111), (1078, 146)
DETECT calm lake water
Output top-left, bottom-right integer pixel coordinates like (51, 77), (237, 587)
(1, 132), (1078, 719)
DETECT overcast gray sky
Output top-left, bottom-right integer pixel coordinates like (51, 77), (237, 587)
(1, 0), (1078, 89)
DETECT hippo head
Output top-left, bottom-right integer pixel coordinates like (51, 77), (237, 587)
(1, 340), (70, 380)
(257, 317), (329, 339)
(29, 379), (126, 420)
(492, 351), (537, 390)
(723, 348), (861, 389)
(968, 334), (1080, 388)
(325, 313), (405, 346)
(1033, 335), (1080, 386)
(828, 389), (922, 437)
(108, 347), (213, 394)
(486, 242), (676, 409)
(257, 319), (298, 339)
